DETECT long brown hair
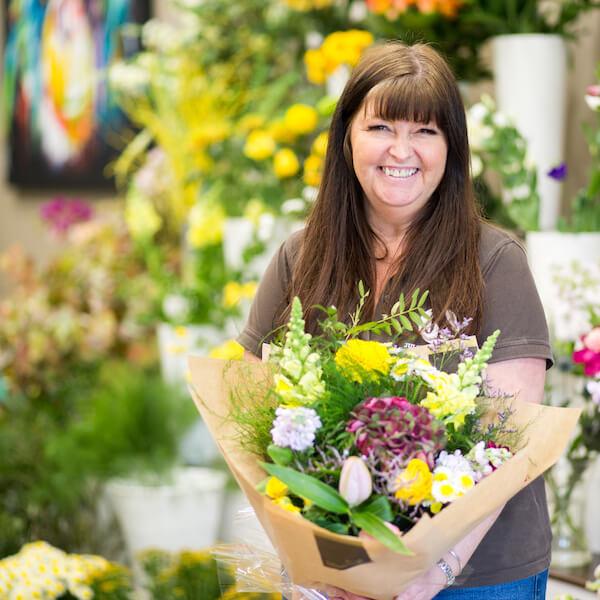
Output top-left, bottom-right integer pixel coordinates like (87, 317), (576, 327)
(288, 41), (484, 334)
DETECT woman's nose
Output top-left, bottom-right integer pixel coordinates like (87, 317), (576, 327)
(388, 134), (413, 161)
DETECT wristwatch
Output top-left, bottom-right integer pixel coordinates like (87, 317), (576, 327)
(436, 557), (456, 587)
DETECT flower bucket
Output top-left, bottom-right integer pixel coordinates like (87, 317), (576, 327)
(105, 467), (228, 560)
(493, 34), (567, 230)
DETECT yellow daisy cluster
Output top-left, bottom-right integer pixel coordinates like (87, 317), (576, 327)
(0, 541), (126, 600)
(304, 30), (374, 85)
(243, 104), (322, 181)
(223, 281), (258, 308)
(393, 458), (433, 505)
(366, 0), (464, 18)
(186, 201), (225, 249)
(334, 339), (393, 383)
(431, 466), (475, 505)
(283, 0), (335, 10)
(303, 131), (328, 187)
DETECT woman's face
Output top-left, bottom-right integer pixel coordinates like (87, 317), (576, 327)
(349, 101), (448, 226)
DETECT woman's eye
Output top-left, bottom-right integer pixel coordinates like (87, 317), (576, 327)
(419, 127), (438, 135)
(367, 124), (390, 132)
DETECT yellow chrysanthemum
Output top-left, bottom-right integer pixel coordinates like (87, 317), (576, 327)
(394, 458), (433, 505)
(334, 339), (392, 382)
(238, 113), (266, 133)
(284, 104), (319, 136)
(209, 340), (244, 360)
(304, 49), (327, 85)
(186, 202), (225, 248)
(266, 477), (289, 499)
(303, 154), (323, 186)
(273, 148), (300, 178)
(268, 118), (297, 144)
(311, 132), (328, 157)
(243, 130), (276, 160)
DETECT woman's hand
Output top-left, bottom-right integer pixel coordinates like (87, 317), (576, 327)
(391, 563), (447, 600)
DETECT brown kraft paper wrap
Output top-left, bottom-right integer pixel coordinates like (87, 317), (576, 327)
(188, 356), (580, 600)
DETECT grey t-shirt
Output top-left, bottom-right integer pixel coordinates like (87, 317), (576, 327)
(237, 222), (553, 588)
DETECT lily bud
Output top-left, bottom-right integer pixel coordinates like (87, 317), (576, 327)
(339, 456), (372, 507)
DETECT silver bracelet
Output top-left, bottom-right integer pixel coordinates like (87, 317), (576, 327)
(436, 558), (456, 587)
(448, 549), (463, 574)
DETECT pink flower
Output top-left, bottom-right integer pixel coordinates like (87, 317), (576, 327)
(40, 197), (94, 235)
(573, 347), (600, 377)
(583, 327), (600, 353)
(585, 85), (600, 111)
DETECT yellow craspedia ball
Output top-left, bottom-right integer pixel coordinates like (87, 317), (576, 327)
(334, 339), (392, 382)
(243, 130), (276, 160)
(394, 459), (433, 505)
(273, 148), (300, 178)
(284, 104), (319, 136)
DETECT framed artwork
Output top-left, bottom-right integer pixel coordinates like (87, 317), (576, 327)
(2, 0), (150, 188)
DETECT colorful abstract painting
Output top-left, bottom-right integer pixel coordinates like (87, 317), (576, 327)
(2, 0), (149, 188)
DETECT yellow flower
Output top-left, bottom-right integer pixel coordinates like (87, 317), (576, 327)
(284, 104), (319, 136)
(266, 477), (288, 499)
(274, 496), (301, 513)
(273, 148), (300, 178)
(303, 154), (323, 186)
(304, 49), (327, 85)
(420, 376), (477, 428)
(243, 130), (276, 160)
(311, 132), (328, 157)
(239, 113), (266, 133)
(268, 118), (297, 144)
(394, 459), (433, 505)
(189, 121), (231, 147)
(209, 340), (244, 360)
(186, 202), (225, 248)
(125, 193), (162, 240)
(334, 339), (392, 382)
(223, 281), (258, 307)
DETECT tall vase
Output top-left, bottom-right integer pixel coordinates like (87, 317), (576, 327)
(492, 34), (567, 231)
(547, 455), (592, 568)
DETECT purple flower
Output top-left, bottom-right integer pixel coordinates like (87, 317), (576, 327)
(40, 197), (94, 235)
(547, 163), (567, 181)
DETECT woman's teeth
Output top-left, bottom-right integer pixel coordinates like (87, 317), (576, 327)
(381, 166), (418, 178)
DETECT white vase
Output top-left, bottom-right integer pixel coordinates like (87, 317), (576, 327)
(157, 322), (225, 386)
(104, 467), (228, 559)
(585, 456), (600, 553)
(493, 34), (567, 231)
(525, 232), (600, 338)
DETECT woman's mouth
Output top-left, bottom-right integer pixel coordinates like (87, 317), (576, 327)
(380, 166), (419, 179)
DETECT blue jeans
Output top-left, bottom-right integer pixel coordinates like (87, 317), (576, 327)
(434, 569), (548, 600)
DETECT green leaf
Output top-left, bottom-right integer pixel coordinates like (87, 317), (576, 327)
(391, 319), (404, 334)
(350, 511), (412, 555)
(399, 315), (413, 331)
(358, 495), (393, 521)
(409, 288), (420, 310)
(260, 462), (349, 514)
(267, 444), (293, 466)
(396, 293), (405, 313)
(312, 518), (350, 535)
(409, 311), (424, 327)
(418, 290), (429, 308)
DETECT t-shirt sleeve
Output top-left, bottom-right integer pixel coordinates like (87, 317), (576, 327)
(478, 239), (554, 369)
(236, 237), (294, 357)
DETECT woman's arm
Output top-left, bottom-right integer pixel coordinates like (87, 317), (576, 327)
(328, 357), (547, 600)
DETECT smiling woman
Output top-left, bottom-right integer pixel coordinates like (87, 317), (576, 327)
(237, 41), (553, 600)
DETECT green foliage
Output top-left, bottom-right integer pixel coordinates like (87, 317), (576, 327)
(47, 362), (196, 484)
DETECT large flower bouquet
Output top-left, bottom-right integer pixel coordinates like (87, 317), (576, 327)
(189, 290), (579, 599)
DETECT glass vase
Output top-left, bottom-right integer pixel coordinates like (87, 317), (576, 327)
(546, 455), (592, 568)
